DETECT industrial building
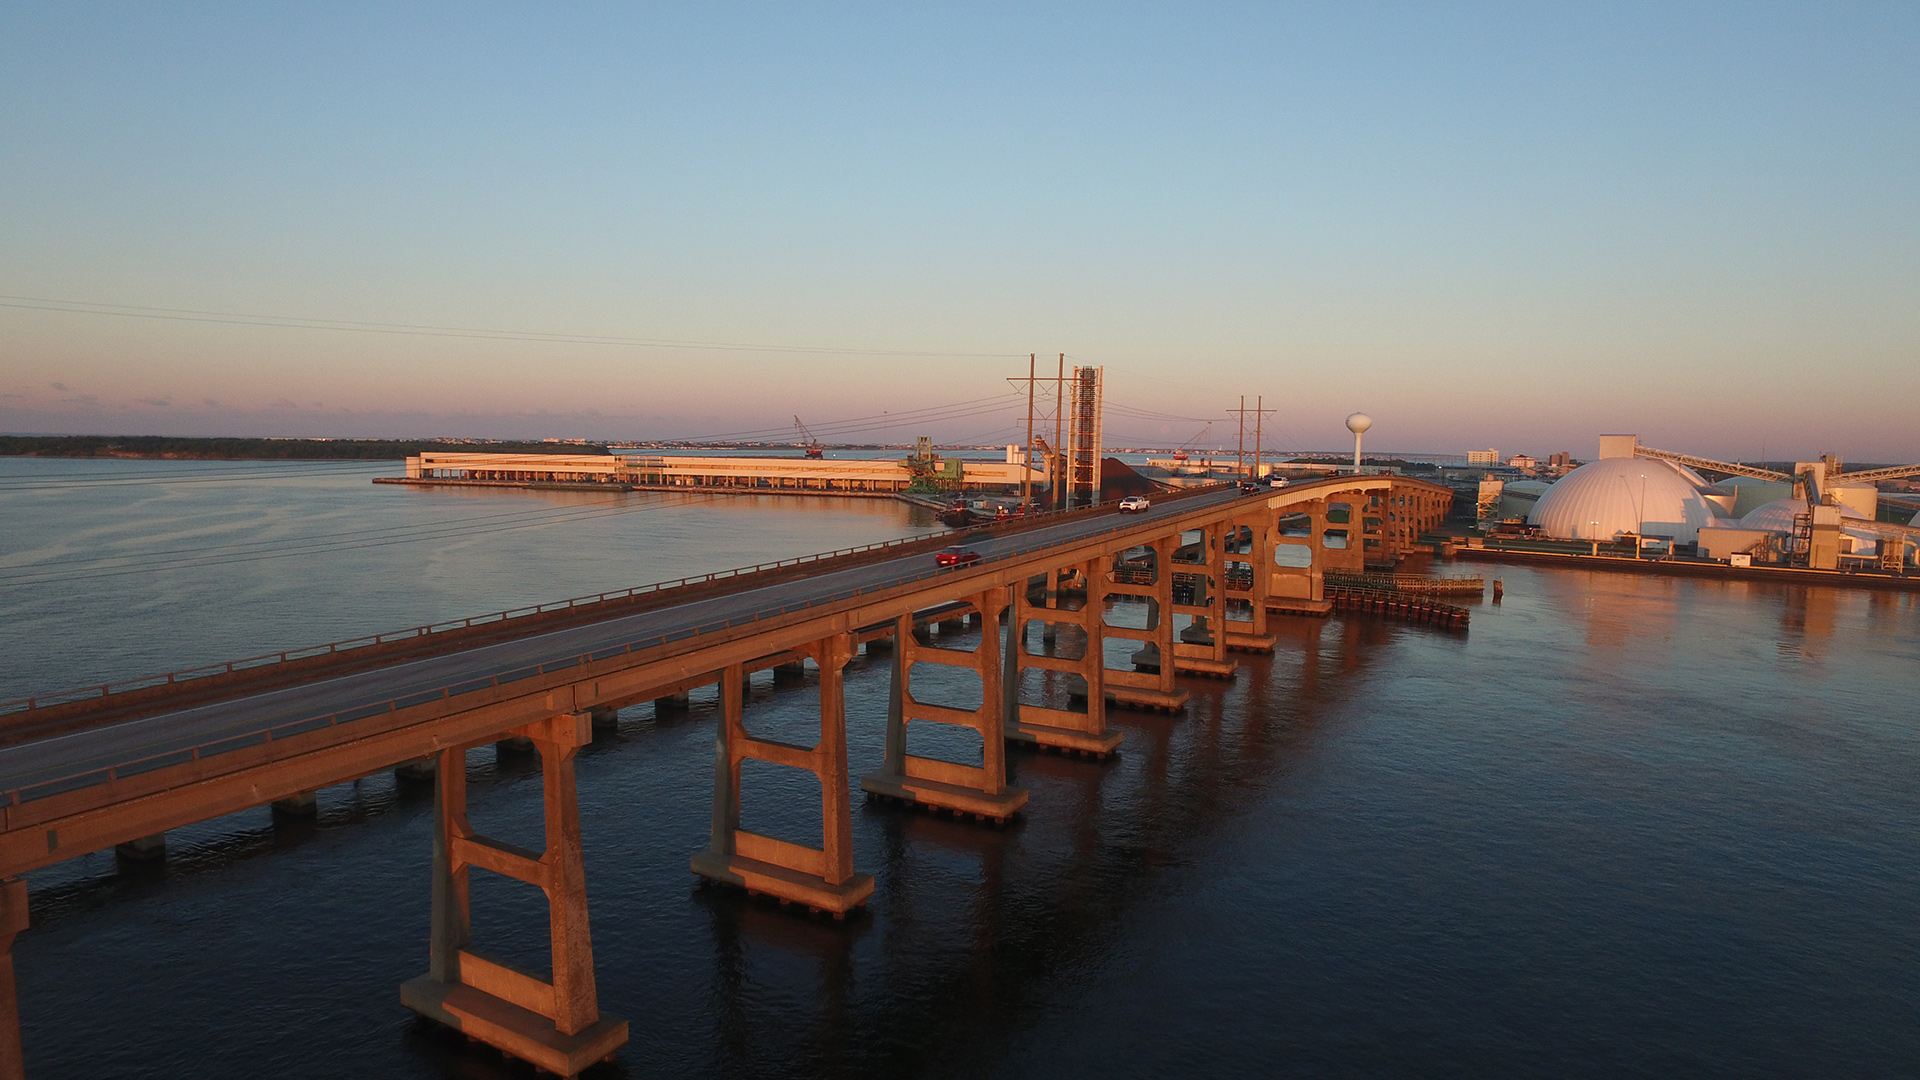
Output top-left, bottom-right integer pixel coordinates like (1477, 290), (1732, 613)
(1516, 434), (1919, 571)
(398, 449), (1039, 496)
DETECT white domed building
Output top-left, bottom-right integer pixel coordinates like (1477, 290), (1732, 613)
(1527, 457), (1728, 543)
(1739, 497), (1867, 533)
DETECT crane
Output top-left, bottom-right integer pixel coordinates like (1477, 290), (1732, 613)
(792, 416), (824, 459)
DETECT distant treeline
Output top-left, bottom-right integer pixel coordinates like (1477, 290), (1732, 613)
(0, 436), (613, 460)
(1285, 455), (1440, 473)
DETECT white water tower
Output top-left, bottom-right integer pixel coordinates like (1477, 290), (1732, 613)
(1346, 412), (1372, 472)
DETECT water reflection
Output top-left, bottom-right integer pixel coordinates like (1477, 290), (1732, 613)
(676, 610), (1405, 1077)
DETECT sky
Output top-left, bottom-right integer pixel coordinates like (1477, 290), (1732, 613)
(1, 3), (1915, 461)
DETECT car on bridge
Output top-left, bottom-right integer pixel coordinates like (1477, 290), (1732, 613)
(1118, 495), (1150, 513)
(936, 545), (981, 567)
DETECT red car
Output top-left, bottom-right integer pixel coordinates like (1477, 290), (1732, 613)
(935, 545), (981, 567)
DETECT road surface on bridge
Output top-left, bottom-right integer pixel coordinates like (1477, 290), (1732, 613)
(0, 487), (1247, 798)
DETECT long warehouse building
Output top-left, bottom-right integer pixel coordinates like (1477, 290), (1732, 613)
(402, 451), (1040, 495)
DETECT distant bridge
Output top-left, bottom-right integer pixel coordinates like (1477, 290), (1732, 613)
(0, 474), (1452, 1078)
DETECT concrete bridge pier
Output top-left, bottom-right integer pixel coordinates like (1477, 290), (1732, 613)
(587, 706), (619, 733)
(1170, 523), (1240, 680)
(862, 594), (1028, 823)
(772, 660), (808, 685)
(1105, 536), (1190, 713)
(1224, 513), (1278, 653)
(692, 642), (874, 915)
(402, 712), (627, 1077)
(115, 833), (166, 862)
(653, 691), (690, 716)
(0, 878), (26, 1080)
(271, 790), (318, 818)
(1007, 558), (1124, 753)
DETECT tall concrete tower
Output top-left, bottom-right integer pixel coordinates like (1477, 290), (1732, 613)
(1068, 366), (1104, 506)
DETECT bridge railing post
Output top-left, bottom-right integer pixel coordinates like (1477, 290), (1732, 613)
(402, 716), (628, 1076)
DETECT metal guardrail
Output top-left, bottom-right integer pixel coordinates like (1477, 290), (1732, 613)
(0, 531), (952, 716)
(2, 487), (1238, 807)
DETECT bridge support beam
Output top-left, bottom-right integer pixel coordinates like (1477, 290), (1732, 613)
(692, 642), (874, 915)
(1008, 560), (1125, 752)
(0, 878), (26, 1080)
(402, 714), (628, 1077)
(1106, 537), (1190, 712)
(863, 595), (1028, 822)
(1172, 523), (1240, 679)
(1224, 515), (1276, 652)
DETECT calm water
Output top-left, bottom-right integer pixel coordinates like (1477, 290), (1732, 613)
(2, 458), (1917, 1078)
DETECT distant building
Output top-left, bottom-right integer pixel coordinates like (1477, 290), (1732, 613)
(1548, 452), (1571, 470)
(1508, 454), (1537, 470)
(1466, 448), (1499, 466)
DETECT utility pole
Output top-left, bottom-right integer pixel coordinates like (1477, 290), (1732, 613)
(1023, 354), (1035, 508)
(1009, 354), (1069, 510)
(1230, 397), (1277, 481)
(1235, 395), (1246, 479)
(1254, 395), (1264, 480)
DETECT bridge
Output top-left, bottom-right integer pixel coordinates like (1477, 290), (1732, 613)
(0, 473), (1453, 1078)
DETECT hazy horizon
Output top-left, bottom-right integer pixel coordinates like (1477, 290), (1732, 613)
(3, 4), (1915, 461)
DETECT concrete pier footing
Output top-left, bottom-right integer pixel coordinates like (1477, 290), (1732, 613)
(271, 790), (318, 818)
(396, 757), (437, 782)
(772, 661), (808, 685)
(495, 736), (535, 756)
(115, 833), (166, 861)
(654, 692), (690, 715)
(588, 706), (620, 732)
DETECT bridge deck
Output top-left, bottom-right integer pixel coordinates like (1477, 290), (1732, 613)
(0, 485), (1251, 816)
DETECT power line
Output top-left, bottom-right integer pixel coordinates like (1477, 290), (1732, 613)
(660, 393), (1024, 443)
(0, 294), (1023, 359)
